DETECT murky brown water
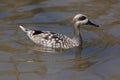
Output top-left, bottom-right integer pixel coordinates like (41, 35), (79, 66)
(0, 0), (120, 80)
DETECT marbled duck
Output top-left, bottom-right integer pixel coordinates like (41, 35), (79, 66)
(19, 14), (99, 49)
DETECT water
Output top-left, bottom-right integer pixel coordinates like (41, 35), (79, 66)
(0, 0), (120, 80)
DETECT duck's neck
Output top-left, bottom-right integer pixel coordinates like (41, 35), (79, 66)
(72, 24), (82, 46)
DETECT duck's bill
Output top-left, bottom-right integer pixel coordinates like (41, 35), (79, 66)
(87, 20), (99, 27)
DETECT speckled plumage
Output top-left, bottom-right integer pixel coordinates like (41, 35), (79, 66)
(21, 28), (77, 49)
(19, 14), (99, 49)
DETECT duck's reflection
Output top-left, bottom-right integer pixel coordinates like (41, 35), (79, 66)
(29, 45), (95, 71)
(71, 46), (96, 71)
(28, 45), (68, 53)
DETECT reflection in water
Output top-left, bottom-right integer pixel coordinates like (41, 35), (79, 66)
(0, 46), (96, 80)
(65, 46), (95, 71)
(1, 47), (96, 80)
(29, 45), (67, 53)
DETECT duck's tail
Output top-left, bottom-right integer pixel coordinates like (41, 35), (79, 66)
(19, 25), (29, 33)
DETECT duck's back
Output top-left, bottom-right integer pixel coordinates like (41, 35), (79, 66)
(27, 30), (77, 49)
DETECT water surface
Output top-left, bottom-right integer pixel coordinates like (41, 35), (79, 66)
(0, 0), (120, 80)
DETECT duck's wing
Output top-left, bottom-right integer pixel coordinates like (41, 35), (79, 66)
(31, 30), (65, 43)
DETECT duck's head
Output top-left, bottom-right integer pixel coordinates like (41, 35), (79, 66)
(72, 14), (99, 27)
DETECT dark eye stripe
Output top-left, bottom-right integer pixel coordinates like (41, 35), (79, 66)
(33, 30), (43, 35)
(78, 16), (86, 20)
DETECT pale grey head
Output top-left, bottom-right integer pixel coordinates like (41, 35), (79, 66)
(72, 14), (99, 27)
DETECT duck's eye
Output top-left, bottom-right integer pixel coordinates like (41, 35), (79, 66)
(78, 16), (86, 20)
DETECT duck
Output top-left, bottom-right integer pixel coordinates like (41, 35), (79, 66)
(19, 14), (99, 49)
